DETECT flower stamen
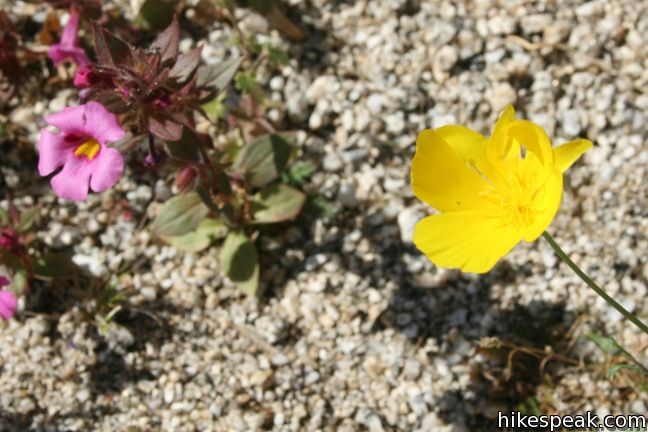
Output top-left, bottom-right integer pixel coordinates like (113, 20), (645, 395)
(74, 138), (101, 160)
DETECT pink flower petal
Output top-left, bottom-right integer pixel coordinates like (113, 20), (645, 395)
(48, 45), (89, 66)
(84, 102), (126, 144)
(44, 105), (86, 134)
(47, 45), (68, 64)
(47, 8), (89, 66)
(60, 7), (81, 47)
(0, 290), (17, 320)
(90, 147), (124, 192)
(0, 276), (9, 287)
(38, 129), (74, 176)
(50, 155), (93, 201)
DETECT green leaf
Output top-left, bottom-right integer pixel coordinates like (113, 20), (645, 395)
(608, 363), (646, 379)
(251, 184), (305, 224)
(161, 218), (228, 252)
(219, 231), (259, 295)
(267, 45), (288, 67)
(233, 134), (293, 188)
(283, 161), (316, 185)
(0, 208), (7, 225)
(10, 267), (28, 295)
(304, 195), (338, 218)
(1, 252), (29, 295)
(164, 127), (205, 162)
(17, 207), (39, 233)
(586, 332), (623, 356)
(137, 0), (178, 30)
(197, 56), (242, 91)
(152, 192), (210, 237)
(234, 71), (264, 99)
(201, 93), (226, 122)
(33, 252), (79, 279)
(517, 396), (542, 416)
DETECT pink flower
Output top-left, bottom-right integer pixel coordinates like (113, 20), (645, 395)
(47, 7), (90, 66)
(38, 101), (126, 201)
(0, 276), (17, 320)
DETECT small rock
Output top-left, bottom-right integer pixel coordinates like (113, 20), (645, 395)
(323, 153), (344, 172)
(488, 15), (517, 35)
(488, 83), (517, 112)
(76, 388), (90, 403)
(366, 94), (385, 114)
(434, 45), (459, 72)
(520, 14), (552, 35)
(398, 208), (423, 244)
(338, 179), (360, 207)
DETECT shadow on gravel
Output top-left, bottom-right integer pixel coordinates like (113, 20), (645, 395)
(337, 207), (575, 430)
(88, 299), (189, 395)
(371, 265), (518, 342)
(88, 348), (155, 395)
(0, 411), (32, 432)
(438, 300), (575, 432)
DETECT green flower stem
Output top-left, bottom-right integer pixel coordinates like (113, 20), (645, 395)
(542, 231), (648, 336)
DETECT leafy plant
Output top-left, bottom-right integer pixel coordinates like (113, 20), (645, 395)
(31, 6), (309, 297)
(586, 331), (648, 392)
(72, 18), (311, 295)
(0, 197), (40, 297)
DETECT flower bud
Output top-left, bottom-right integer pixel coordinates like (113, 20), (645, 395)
(73, 64), (95, 88)
(0, 227), (20, 251)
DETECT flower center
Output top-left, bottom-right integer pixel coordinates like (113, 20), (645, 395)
(74, 138), (101, 160)
(481, 187), (538, 230)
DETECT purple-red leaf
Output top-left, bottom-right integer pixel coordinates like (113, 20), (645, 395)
(93, 23), (133, 67)
(151, 15), (179, 64)
(92, 90), (130, 114)
(169, 46), (202, 84)
(149, 114), (183, 141)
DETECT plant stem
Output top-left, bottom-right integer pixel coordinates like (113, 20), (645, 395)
(542, 232), (648, 336)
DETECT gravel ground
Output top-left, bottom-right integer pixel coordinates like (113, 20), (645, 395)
(1, 0), (647, 430)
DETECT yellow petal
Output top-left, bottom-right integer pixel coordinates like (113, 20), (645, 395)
(522, 169), (563, 242)
(488, 106), (553, 166)
(553, 139), (592, 173)
(435, 125), (502, 185)
(487, 105), (516, 159)
(435, 125), (487, 161)
(412, 129), (494, 213)
(491, 105), (516, 143)
(507, 120), (554, 165)
(413, 211), (522, 273)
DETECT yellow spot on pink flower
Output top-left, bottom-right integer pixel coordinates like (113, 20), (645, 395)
(74, 138), (101, 160)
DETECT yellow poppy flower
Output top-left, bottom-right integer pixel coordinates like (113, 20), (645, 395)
(411, 105), (592, 273)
